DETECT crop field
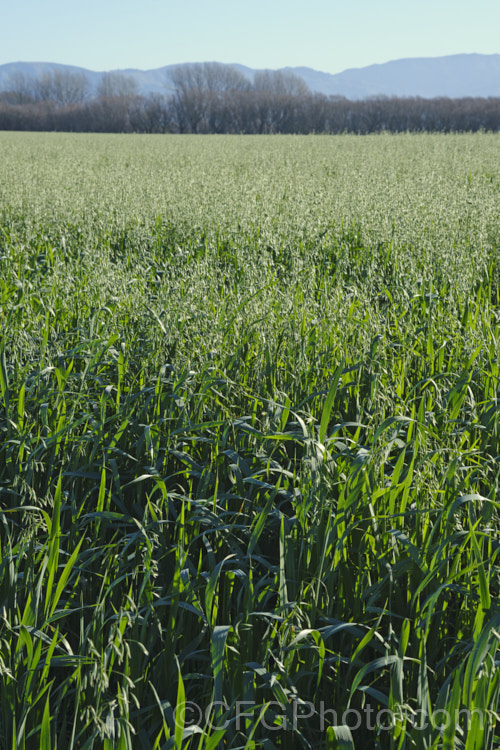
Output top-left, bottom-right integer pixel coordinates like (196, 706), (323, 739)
(0, 131), (500, 749)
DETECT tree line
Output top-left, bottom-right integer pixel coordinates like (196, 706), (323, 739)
(1, 63), (499, 134)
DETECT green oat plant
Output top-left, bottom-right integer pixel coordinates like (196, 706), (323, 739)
(0, 132), (499, 748)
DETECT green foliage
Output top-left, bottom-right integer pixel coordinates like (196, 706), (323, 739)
(0, 132), (499, 748)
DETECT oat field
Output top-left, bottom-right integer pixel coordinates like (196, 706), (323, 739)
(0, 132), (499, 749)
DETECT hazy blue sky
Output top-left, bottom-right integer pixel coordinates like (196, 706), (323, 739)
(3, 0), (499, 73)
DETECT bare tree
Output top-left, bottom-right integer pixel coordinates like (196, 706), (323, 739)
(253, 69), (309, 97)
(169, 62), (251, 94)
(2, 71), (37, 104)
(33, 69), (90, 106)
(168, 62), (252, 132)
(96, 72), (138, 99)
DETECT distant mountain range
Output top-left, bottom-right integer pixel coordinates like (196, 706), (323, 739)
(1, 54), (499, 100)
